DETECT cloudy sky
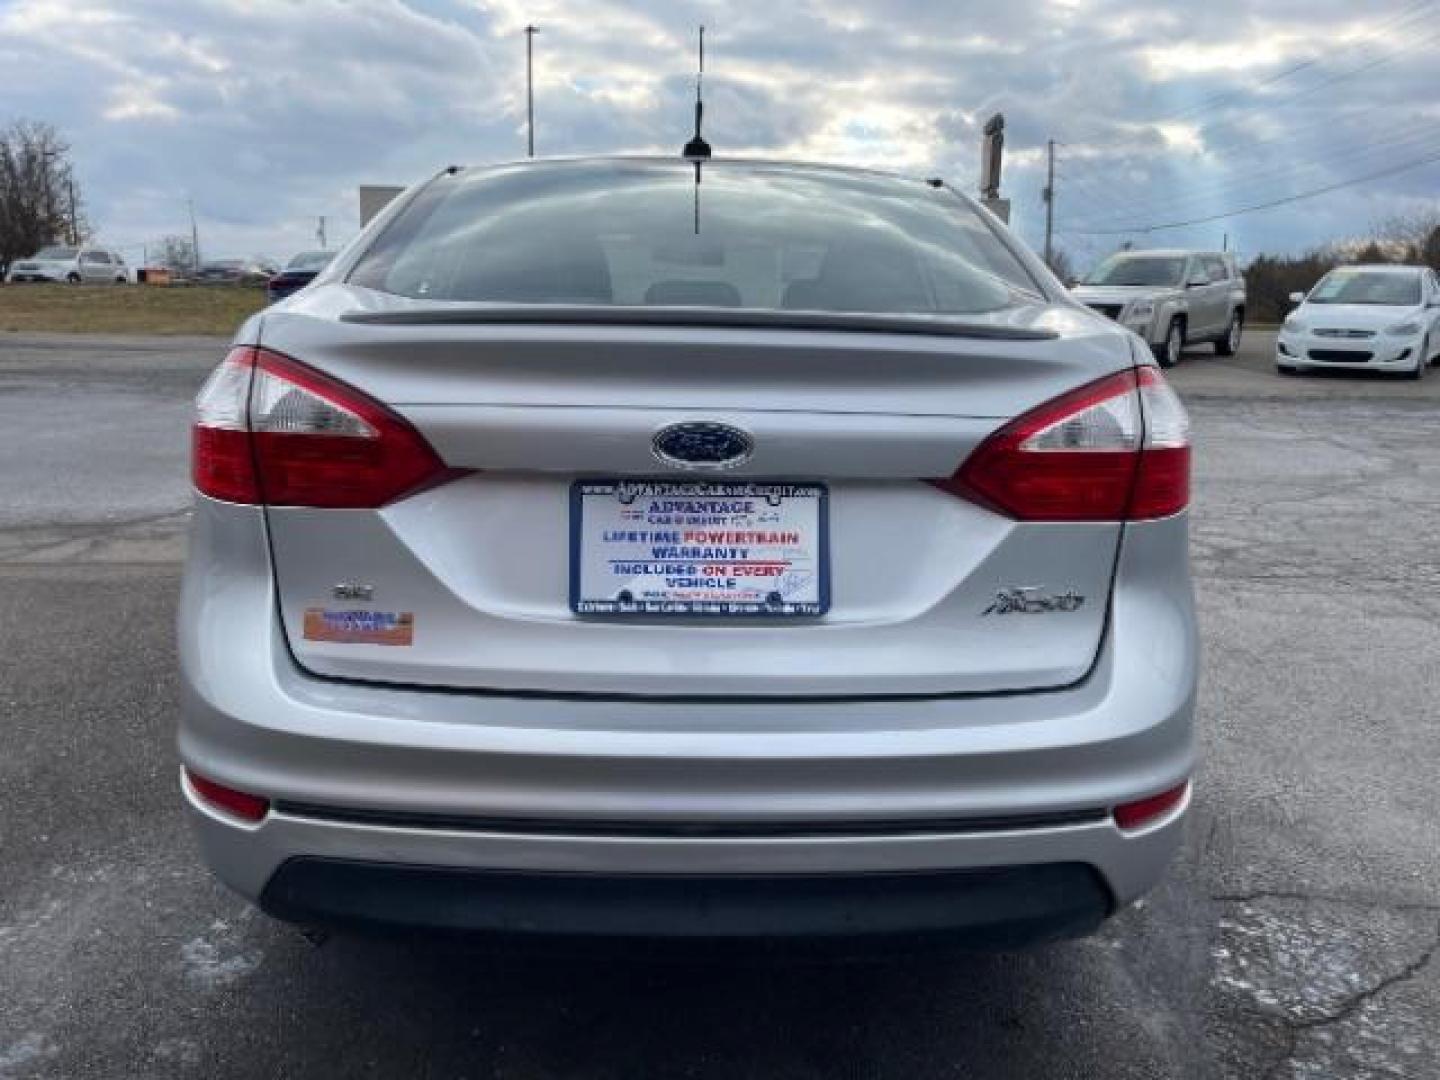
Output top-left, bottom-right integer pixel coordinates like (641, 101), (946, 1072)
(3, 0), (1438, 269)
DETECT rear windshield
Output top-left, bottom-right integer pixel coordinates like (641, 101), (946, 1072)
(348, 160), (1042, 315)
(1309, 269), (1421, 306)
(35, 247), (78, 260)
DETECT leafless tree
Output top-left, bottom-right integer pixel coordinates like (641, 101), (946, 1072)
(1371, 208), (1440, 270)
(153, 234), (197, 273)
(1045, 247), (1076, 285)
(0, 120), (87, 276)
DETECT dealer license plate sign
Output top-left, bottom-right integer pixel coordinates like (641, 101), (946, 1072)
(571, 480), (829, 616)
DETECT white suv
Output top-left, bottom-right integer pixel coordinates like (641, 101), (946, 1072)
(6, 246), (130, 284)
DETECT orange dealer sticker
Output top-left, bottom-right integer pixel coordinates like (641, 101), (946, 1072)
(303, 608), (414, 646)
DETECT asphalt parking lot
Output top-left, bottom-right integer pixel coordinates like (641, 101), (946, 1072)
(1, 328), (1437, 1079)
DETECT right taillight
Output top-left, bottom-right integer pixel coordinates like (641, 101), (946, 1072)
(933, 365), (1190, 521)
(192, 345), (455, 508)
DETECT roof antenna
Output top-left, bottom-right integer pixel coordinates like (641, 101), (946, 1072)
(682, 25), (709, 234)
(682, 25), (711, 161)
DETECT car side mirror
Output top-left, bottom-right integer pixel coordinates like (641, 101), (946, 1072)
(1288, 291), (1306, 304)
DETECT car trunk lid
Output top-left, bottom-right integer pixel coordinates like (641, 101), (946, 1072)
(250, 298), (1136, 697)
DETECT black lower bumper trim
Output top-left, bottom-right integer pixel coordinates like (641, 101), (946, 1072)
(260, 859), (1113, 946)
(273, 801), (1108, 837)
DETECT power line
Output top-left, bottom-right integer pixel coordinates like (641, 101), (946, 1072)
(1065, 25), (1440, 216)
(1062, 118), (1440, 229)
(1140, 0), (1435, 129)
(1063, 74), (1440, 209)
(1059, 144), (1440, 235)
(1050, 172), (1124, 216)
(1057, 7), (1440, 218)
(1057, 113), (1440, 232)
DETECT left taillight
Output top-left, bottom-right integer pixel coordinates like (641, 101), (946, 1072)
(192, 346), (261, 502)
(191, 346), (454, 508)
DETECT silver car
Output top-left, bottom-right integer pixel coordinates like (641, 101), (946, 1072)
(179, 158), (1196, 945)
(7, 245), (129, 284)
(1072, 250), (1246, 368)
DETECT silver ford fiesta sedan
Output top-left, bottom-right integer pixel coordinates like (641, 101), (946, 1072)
(179, 157), (1196, 945)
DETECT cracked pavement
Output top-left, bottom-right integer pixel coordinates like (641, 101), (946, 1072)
(0, 330), (1437, 1078)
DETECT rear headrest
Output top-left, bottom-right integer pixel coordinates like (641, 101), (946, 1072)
(452, 235), (613, 304)
(782, 240), (928, 312)
(644, 280), (743, 307)
(781, 279), (826, 310)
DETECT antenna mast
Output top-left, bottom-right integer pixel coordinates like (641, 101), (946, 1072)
(524, 25), (538, 157)
(682, 25), (711, 160)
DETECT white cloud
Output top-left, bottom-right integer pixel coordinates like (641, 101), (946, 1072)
(0, 0), (1434, 264)
(103, 85), (182, 123)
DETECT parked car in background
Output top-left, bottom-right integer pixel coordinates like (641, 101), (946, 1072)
(1071, 250), (1246, 367)
(266, 250), (336, 303)
(1277, 264), (1440, 379)
(196, 258), (280, 285)
(180, 157), (1196, 947)
(6, 246), (130, 284)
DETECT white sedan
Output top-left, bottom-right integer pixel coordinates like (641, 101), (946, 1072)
(1277, 264), (1440, 379)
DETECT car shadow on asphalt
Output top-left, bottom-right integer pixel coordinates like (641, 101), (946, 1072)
(216, 917), (1189, 1079)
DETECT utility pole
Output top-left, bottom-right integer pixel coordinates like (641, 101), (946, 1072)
(317, 216), (328, 249)
(38, 148), (58, 242)
(66, 175), (79, 245)
(1043, 139), (1056, 268)
(524, 25), (538, 157)
(187, 198), (201, 276)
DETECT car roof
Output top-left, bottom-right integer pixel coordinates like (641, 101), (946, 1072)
(1109, 249), (1227, 259)
(448, 154), (946, 191)
(1332, 263), (1424, 273)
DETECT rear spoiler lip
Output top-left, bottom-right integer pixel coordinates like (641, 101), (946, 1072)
(338, 303), (1061, 341)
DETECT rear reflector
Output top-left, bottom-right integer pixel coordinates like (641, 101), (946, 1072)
(1113, 781), (1190, 830)
(933, 366), (1190, 521)
(185, 768), (270, 823)
(191, 346), (457, 508)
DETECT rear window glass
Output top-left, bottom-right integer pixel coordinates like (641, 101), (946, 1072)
(348, 160), (1041, 315)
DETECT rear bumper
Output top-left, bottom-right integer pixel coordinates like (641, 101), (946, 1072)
(178, 498), (1197, 936)
(258, 857), (1111, 945)
(186, 778), (1183, 939)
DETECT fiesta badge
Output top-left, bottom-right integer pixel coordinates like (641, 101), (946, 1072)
(652, 421), (755, 470)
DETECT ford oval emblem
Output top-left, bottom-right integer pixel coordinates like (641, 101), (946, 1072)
(652, 422), (754, 470)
